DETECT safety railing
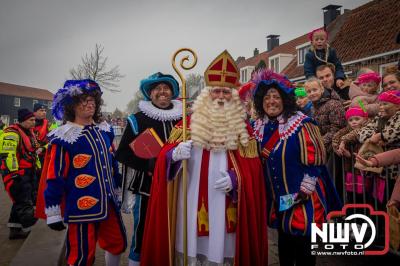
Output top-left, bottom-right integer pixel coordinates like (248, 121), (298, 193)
(330, 145), (400, 256)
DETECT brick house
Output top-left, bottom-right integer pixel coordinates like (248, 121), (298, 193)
(0, 82), (53, 125)
(237, 0), (400, 84)
(284, 0), (400, 82)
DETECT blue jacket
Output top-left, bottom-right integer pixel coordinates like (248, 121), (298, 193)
(44, 122), (122, 223)
(304, 47), (345, 80)
(253, 113), (342, 236)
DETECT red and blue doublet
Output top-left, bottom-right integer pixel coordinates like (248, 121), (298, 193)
(254, 112), (342, 236)
(42, 121), (126, 265)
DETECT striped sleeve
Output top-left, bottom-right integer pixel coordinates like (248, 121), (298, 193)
(298, 122), (326, 166)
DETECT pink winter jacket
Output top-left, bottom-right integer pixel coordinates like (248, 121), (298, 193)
(349, 82), (379, 117)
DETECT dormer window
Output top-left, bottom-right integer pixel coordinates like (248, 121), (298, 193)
(296, 42), (311, 66)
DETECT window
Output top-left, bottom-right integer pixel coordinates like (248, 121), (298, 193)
(14, 97), (20, 107)
(13, 119), (18, 124)
(297, 45), (310, 65)
(296, 42), (311, 66)
(379, 62), (397, 76)
(241, 69), (248, 83)
(47, 101), (52, 109)
(270, 57), (280, 73)
(33, 99), (38, 108)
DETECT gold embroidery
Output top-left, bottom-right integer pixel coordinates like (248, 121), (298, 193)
(197, 197), (209, 233)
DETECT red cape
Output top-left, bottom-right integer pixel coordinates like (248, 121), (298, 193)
(141, 121), (268, 266)
(35, 146), (65, 219)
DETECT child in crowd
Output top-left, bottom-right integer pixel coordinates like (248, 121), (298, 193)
(332, 107), (369, 200)
(349, 72), (381, 117)
(304, 27), (345, 88)
(382, 65), (400, 91)
(304, 77), (346, 152)
(294, 87), (313, 117)
(358, 90), (400, 205)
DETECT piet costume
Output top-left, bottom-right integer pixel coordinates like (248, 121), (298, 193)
(36, 79), (126, 266)
(252, 70), (342, 235)
(140, 50), (268, 266)
(115, 72), (182, 263)
(252, 70), (341, 265)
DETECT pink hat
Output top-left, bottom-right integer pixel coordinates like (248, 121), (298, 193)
(345, 107), (368, 120)
(378, 90), (400, 105)
(308, 27), (328, 41)
(357, 72), (381, 85)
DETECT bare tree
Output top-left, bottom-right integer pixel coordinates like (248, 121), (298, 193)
(186, 73), (203, 99)
(126, 90), (144, 114)
(70, 44), (124, 92)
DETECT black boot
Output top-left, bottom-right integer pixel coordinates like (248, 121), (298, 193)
(9, 227), (30, 240)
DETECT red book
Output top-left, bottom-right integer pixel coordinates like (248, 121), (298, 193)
(129, 128), (164, 159)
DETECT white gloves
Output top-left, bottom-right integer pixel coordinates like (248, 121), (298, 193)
(214, 171), (232, 192)
(300, 174), (317, 195)
(172, 140), (193, 162)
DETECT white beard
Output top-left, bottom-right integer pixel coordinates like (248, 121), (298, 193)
(190, 88), (249, 151)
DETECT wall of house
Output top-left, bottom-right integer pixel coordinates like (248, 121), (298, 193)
(0, 94), (53, 125)
(343, 52), (400, 80)
(279, 54), (295, 73)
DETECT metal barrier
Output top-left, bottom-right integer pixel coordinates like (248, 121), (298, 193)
(331, 145), (400, 255)
(112, 125), (124, 148)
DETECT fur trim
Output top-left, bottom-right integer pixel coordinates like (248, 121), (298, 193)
(138, 100), (182, 122)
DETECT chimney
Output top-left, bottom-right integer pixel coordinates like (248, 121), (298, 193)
(322, 4), (342, 26)
(253, 48), (259, 56)
(266, 35), (280, 52)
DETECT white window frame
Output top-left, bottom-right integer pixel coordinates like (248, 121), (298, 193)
(379, 62), (397, 76)
(48, 101), (52, 109)
(296, 42), (311, 66)
(269, 55), (280, 73)
(14, 97), (20, 107)
(13, 119), (18, 124)
(240, 66), (255, 83)
(33, 99), (38, 108)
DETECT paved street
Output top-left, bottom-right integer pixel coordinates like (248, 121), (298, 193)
(0, 183), (25, 266)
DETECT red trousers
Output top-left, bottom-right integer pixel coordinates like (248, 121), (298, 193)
(66, 205), (127, 266)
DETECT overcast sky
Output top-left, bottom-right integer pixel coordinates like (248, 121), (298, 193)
(0, 0), (371, 112)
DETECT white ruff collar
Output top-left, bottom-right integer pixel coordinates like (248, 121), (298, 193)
(48, 122), (83, 144)
(138, 99), (182, 122)
(48, 121), (112, 144)
(253, 111), (307, 141)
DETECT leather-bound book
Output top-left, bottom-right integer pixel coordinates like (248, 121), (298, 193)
(129, 128), (164, 159)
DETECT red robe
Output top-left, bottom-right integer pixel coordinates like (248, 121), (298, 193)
(140, 119), (268, 266)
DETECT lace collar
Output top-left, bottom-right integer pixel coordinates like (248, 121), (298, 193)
(138, 99), (182, 122)
(253, 111), (307, 141)
(48, 121), (112, 144)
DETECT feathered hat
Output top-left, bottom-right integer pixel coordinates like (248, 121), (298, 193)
(252, 69), (295, 96)
(52, 79), (102, 121)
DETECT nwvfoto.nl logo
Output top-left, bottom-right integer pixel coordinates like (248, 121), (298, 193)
(311, 204), (389, 255)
